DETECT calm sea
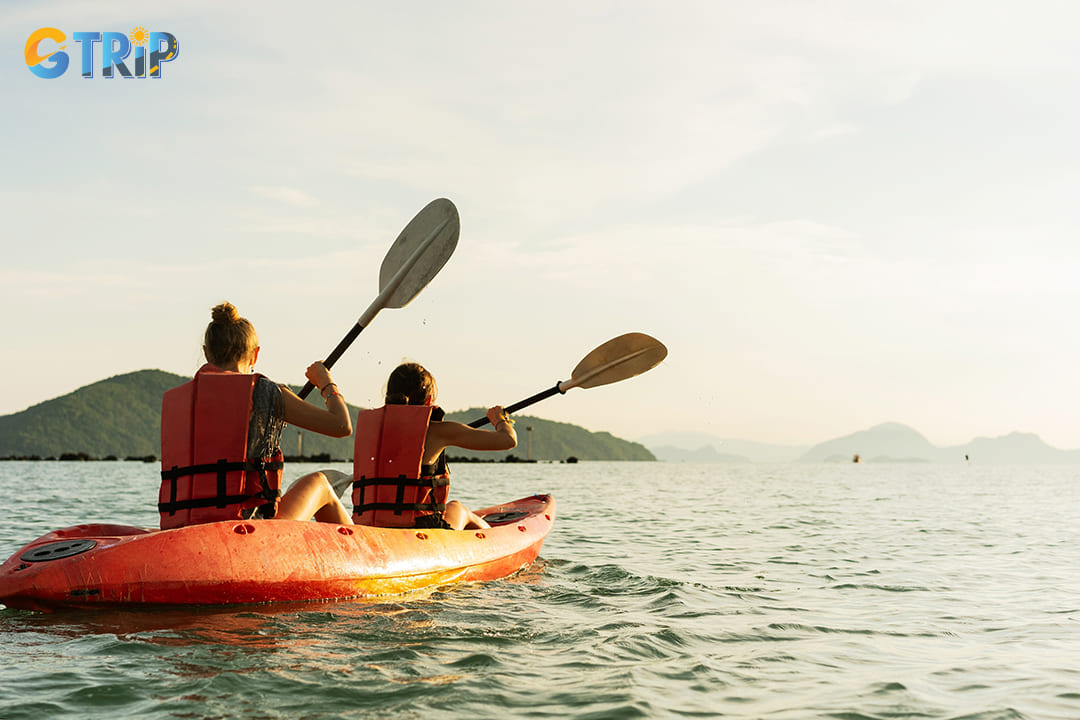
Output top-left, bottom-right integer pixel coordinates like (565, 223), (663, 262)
(0, 461), (1078, 719)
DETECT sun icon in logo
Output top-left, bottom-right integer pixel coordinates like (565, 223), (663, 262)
(129, 26), (149, 46)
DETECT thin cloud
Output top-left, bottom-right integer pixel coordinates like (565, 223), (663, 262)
(249, 185), (320, 209)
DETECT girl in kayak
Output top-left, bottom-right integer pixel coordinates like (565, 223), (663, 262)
(158, 302), (353, 528)
(352, 362), (517, 530)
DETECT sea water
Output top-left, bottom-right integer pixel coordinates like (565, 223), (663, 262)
(0, 460), (1078, 719)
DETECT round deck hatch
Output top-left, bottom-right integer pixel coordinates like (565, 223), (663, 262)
(20, 539), (98, 562)
(481, 510), (529, 524)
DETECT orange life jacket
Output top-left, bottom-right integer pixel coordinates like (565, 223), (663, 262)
(351, 404), (449, 527)
(158, 364), (283, 529)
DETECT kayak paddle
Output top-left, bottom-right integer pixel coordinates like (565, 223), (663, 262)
(468, 332), (668, 427)
(298, 198), (460, 399)
(324, 333), (667, 498)
(316, 469), (354, 499)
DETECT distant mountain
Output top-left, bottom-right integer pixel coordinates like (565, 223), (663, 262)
(643, 423), (1080, 464)
(650, 445), (751, 463)
(947, 431), (1080, 464)
(799, 422), (1080, 464)
(0, 369), (360, 459)
(798, 422), (938, 462)
(0, 370), (653, 462)
(443, 409), (654, 461)
(0, 370), (184, 459)
(638, 431), (807, 463)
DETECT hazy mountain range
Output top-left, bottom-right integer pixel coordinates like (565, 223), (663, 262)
(640, 422), (1080, 464)
(0, 370), (654, 462)
(2, 371), (1075, 464)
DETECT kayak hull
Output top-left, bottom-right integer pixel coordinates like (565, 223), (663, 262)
(0, 494), (554, 611)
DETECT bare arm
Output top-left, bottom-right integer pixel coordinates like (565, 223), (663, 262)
(423, 406), (516, 462)
(279, 362), (352, 438)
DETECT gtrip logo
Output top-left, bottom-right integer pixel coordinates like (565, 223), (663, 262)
(26, 27), (180, 79)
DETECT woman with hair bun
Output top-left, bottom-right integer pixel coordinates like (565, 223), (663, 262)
(158, 302), (353, 529)
(351, 362), (517, 531)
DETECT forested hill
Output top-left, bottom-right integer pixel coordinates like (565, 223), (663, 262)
(0, 370), (655, 461)
(0, 370), (183, 459)
(441, 409), (655, 461)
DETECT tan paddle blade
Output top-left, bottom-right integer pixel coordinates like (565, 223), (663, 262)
(562, 333), (668, 391)
(379, 198), (460, 309)
(468, 333), (668, 426)
(299, 198), (459, 399)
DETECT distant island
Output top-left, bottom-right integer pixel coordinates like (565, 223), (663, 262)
(640, 422), (1080, 464)
(0, 370), (655, 462)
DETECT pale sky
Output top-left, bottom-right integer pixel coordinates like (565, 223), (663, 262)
(3, 1), (1079, 449)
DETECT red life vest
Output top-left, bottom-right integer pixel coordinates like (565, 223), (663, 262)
(351, 404), (450, 527)
(158, 364), (284, 530)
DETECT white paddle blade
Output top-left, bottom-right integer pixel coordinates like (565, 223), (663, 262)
(315, 469), (353, 499)
(379, 198), (460, 309)
(564, 333), (668, 391)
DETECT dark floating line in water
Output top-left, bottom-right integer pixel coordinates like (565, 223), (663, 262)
(764, 622), (947, 639)
(830, 582), (936, 592)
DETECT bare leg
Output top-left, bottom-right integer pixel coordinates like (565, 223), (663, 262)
(276, 472), (352, 524)
(442, 500), (491, 531)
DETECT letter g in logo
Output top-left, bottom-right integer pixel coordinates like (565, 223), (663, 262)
(26, 27), (70, 78)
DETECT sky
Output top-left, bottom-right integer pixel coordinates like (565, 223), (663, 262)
(2, 1), (1079, 449)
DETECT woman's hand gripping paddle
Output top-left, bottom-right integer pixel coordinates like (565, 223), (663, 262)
(468, 333), (668, 427)
(298, 198), (460, 399)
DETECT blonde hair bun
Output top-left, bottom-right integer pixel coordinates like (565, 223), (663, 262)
(204, 302), (258, 366)
(211, 302), (241, 325)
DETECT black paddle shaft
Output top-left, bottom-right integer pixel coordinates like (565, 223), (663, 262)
(467, 383), (565, 427)
(298, 323), (365, 400)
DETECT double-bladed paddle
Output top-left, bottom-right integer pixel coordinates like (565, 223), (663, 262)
(468, 332), (668, 427)
(298, 198), (460, 399)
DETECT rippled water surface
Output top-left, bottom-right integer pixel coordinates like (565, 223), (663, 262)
(1, 461), (1078, 719)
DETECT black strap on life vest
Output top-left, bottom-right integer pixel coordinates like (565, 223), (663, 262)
(158, 458), (283, 515)
(352, 473), (450, 516)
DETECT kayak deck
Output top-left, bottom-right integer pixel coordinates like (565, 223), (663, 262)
(0, 494), (555, 611)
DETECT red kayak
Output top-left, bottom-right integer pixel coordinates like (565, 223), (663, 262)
(0, 494), (554, 611)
